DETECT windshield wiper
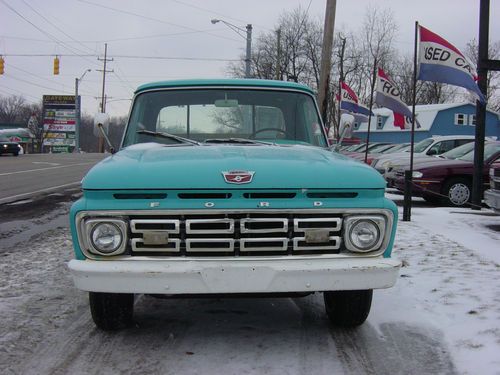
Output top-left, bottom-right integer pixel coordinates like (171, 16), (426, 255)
(136, 130), (200, 145)
(204, 138), (273, 145)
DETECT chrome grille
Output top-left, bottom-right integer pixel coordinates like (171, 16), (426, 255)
(129, 213), (343, 255)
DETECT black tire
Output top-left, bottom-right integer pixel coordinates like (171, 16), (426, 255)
(324, 290), (373, 327)
(442, 177), (471, 207)
(89, 292), (134, 331)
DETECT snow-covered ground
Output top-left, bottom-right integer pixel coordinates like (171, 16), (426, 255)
(0, 195), (499, 375)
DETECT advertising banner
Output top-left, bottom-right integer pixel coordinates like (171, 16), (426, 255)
(42, 95), (77, 151)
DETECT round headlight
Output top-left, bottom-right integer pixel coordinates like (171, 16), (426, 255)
(90, 222), (123, 254)
(348, 220), (380, 251)
(412, 171), (423, 178)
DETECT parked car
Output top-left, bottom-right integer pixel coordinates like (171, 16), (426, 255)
(342, 142), (390, 157)
(0, 137), (21, 156)
(385, 141), (482, 186)
(484, 160), (500, 213)
(391, 142), (500, 206)
(371, 135), (476, 175)
(349, 143), (398, 163)
(67, 79), (400, 330)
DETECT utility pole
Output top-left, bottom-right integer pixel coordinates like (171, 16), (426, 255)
(472, 0), (500, 209)
(245, 24), (253, 78)
(318, 0), (337, 124)
(75, 69), (91, 153)
(336, 36), (346, 137)
(97, 43), (113, 153)
(275, 28), (282, 80)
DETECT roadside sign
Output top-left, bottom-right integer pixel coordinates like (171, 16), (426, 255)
(42, 95), (78, 152)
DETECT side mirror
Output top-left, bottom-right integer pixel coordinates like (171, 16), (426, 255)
(93, 113), (115, 153)
(339, 114), (354, 139)
(426, 148), (438, 156)
(93, 113), (110, 137)
(334, 114), (355, 151)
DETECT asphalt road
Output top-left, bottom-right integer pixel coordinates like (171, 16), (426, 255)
(0, 153), (105, 204)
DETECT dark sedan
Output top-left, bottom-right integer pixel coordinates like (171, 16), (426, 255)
(391, 142), (500, 207)
(0, 137), (21, 156)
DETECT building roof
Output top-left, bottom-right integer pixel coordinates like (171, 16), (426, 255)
(355, 102), (499, 133)
(0, 128), (34, 138)
(135, 79), (315, 95)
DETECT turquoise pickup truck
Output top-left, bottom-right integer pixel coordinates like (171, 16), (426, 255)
(68, 79), (400, 330)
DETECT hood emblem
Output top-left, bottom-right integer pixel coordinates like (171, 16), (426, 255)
(222, 170), (255, 184)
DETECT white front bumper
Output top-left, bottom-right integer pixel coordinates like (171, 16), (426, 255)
(68, 256), (401, 294)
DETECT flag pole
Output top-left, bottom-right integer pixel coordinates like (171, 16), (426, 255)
(403, 21), (419, 221)
(364, 57), (377, 164)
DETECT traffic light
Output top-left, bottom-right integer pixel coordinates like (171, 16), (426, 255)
(0, 56), (4, 75)
(53, 56), (59, 75)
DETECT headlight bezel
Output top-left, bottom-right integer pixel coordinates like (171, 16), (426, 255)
(83, 218), (128, 256)
(343, 215), (386, 253)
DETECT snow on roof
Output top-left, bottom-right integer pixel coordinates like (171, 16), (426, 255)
(354, 102), (499, 133)
(0, 128), (34, 137)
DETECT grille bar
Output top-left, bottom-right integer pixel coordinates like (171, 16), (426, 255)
(132, 238), (181, 252)
(293, 236), (341, 251)
(131, 219), (180, 234)
(293, 218), (342, 232)
(186, 238), (235, 252)
(186, 219), (234, 234)
(240, 238), (288, 251)
(240, 218), (288, 233)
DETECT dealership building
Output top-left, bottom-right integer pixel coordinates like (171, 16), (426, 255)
(353, 102), (500, 143)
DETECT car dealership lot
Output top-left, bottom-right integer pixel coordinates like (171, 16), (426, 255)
(0, 189), (499, 374)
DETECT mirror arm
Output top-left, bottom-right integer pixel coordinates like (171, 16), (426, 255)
(97, 123), (116, 154)
(335, 124), (351, 152)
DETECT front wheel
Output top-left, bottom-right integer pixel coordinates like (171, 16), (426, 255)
(443, 178), (471, 207)
(89, 292), (134, 331)
(324, 290), (373, 327)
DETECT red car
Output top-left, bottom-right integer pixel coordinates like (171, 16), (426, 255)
(391, 142), (500, 207)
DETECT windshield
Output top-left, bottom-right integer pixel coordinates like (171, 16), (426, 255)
(413, 138), (434, 153)
(345, 143), (365, 152)
(123, 88), (327, 147)
(385, 143), (410, 153)
(369, 144), (393, 153)
(440, 141), (475, 159)
(458, 143), (500, 162)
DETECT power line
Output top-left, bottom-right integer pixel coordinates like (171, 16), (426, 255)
(5, 73), (76, 95)
(2, 53), (240, 62)
(19, 0), (94, 54)
(1, 29), (229, 44)
(169, 0), (270, 31)
(0, 86), (40, 101)
(7, 64), (94, 96)
(0, 0), (99, 67)
(75, 0), (240, 43)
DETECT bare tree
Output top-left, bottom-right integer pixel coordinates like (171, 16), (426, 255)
(464, 38), (500, 111)
(0, 95), (28, 123)
(227, 7), (323, 88)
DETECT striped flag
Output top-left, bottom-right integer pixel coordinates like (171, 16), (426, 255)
(375, 68), (414, 119)
(338, 82), (374, 118)
(418, 25), (485, 103)
(339, 82), (359, 113)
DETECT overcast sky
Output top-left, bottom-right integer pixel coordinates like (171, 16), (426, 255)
(1, 0), (499, 117)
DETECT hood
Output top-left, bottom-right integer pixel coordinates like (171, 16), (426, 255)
(82, 142), (386, 190)
(413, 158), (472, 171)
